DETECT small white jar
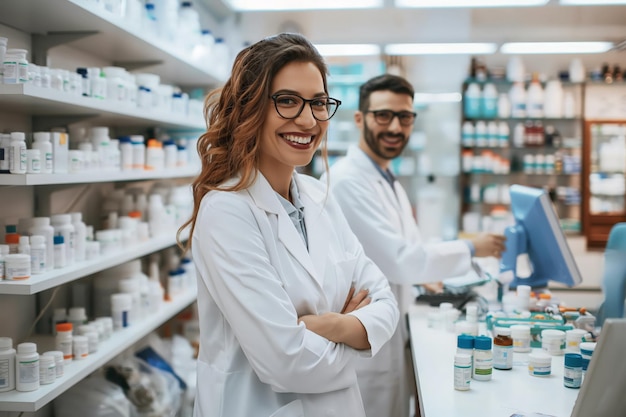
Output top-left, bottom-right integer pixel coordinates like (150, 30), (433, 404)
(528, 351), (552, 377)
(511, 324), (531, 353)
(565, 329), (589, 353)
(5, 253), (31, 280)
(72, 335), (89, 360)
(42, 351), (64, 378)
(541, 329), (566, 356)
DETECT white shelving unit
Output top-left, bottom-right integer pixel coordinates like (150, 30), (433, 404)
(0, 0), (219, 412)
(0, 0), (223, 87)
(0, 289), (197, 413)
(0, 166), (200, 186)
(0, 230), (189, 295)
(0, 84), (206, 129)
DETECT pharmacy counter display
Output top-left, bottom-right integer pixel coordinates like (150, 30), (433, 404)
(408, 304), (580, 417)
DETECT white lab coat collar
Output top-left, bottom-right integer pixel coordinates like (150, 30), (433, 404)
(345, 146), (406, 221)
(246, 171), (330, 288)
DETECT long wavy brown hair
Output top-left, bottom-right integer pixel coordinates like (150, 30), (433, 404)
(177, 33), (330, 251)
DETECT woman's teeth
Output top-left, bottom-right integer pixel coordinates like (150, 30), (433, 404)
(283, 134), (312, 144)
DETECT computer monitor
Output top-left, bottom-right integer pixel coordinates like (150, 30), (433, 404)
(499, 184), (583, 289)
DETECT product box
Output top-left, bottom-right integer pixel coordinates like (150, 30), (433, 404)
(51, 131), (68, 173)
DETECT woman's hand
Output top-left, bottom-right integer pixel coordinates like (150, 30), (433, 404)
(298, 287), (371, 350)
(341, 286), (371, 314)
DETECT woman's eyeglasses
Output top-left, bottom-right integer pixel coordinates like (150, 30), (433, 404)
(270, 93), (341, 121)
(365, 109), (417, 126)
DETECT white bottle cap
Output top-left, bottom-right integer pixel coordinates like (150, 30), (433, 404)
(30, 235), (45, 245)
(10, 132), (25, 141)
(17, 342), (37, 354)
(33, 132), (51, 142)
(0, 337), (13, 350)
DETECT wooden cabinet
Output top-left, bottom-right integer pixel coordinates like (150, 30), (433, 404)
(582, 120), (626, 248)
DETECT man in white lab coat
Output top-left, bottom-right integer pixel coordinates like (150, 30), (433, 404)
(324, 74), (506, 417)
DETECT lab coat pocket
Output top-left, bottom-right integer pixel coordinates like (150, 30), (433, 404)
(269, 399), (304, 417)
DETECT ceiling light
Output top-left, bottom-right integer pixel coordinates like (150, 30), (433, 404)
(396, 0), (548, 7)
(385, 43), (497, 55)
(500, 42), (614, 54)
(223, 0), (383, 11)
(560, 0), (626, 5)
(315, 44), (381, 57)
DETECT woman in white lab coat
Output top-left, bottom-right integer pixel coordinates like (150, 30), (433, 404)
(178, 33), (399, 417)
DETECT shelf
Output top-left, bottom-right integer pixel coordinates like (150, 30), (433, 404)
(463, 117), (581, 122)
(462, 172), (580, 176)
(463, 78), (584, 87)
(0, 0), (224, 87)
(0, 230), (188, 295)
(0, 84), (205, 129)
(0, 288), (197, 412)
(0, 165), (199, 186)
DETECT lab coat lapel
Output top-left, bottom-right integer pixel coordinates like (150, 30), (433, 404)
(247, 173), (321, 286)
(296, 175), (329, 284)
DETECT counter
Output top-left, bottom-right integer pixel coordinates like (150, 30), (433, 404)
(408, 304), (581, 417)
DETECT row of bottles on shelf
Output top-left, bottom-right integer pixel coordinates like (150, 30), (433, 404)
(464, 76), (577, 120)
(462, 150), (581, 175)
(0, 182), (192, 280)
(79, 0), (232, 77)
(470, 55), (622, 86)
(0, 251), (196, 394)
(464, 183), (580, 206)
(0, 126), (201, 175)
(463, 121), (568, 148)
(0, 37), (204, 117)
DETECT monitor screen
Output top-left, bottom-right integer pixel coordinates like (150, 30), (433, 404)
(499, 184), (582, 289)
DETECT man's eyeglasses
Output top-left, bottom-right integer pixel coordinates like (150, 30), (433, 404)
(270, 93), (342, 121)
(365, 109), (417, 126)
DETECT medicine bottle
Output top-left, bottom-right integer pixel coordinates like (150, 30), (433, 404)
(493, 327), (513, 370)
(16, 342), (39, 392)
(68, 307), (87, 331)
(563, 353), (583, 389)
(0, 244), (9, 279)
(565, 329), (589, 353)
(454, 353), (472, 391)
(456, 334), (475, 374)
(39, 354), (56, 385)
(26, 149), (41, 174)
(5, 253), (31, 280)
(0, 133), (11, 173)
(0, 337), (16, 392)
(29, 235), (46, 274)
(53, 235), (66, 269)
(541, 329), (565, 356)
(29, 217), (55, 270)
(3, 49), (28, 84)
(43, 351), (64, 378)
(528, 351), (552, 377)
(51, 214), (75, 265)
(510, 324), (531, 353)
(72, 335), (89, 360)
(579, 342), (596, 371)
(472, 336), (493, 381)
(55, 322), (73, 363)
(32, 132), (53, 174)
(9, 131), (27, 174)
(18, 235), (30, 255)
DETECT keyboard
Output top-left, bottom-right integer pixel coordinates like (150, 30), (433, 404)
(415, 291), (475, 310)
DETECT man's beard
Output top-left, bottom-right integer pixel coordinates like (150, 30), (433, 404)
(363, 121), (408, 161)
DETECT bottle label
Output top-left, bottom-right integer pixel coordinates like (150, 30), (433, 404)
(0, 357), (10, 388)
(454, 364), (472, 390)
(18, 359), (39, 384)
(493, 345), (513, 369)
(473, 356), (493, 377)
